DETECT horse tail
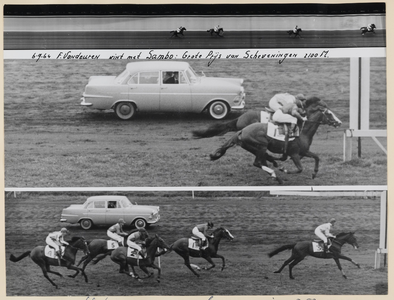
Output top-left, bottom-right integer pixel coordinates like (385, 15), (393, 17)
(91, 252), (111, 265)
(209, 131), (240, 161)
(10, 251), (31, 262)
(268, 244), (296, 258)
(192, 118), (239, 139)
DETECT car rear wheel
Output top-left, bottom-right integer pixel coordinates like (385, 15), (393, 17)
(134, 218), (147, 229)
(80, 219), (93, 230)
(115, 102), (136, 120)
(208, 101), (229, 120)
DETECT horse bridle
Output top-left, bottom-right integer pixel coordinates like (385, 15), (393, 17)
(305, 107), (337, 126)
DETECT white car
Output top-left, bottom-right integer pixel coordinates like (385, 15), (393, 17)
(60, 195), (160, 230)
(80, 61), (246, 120)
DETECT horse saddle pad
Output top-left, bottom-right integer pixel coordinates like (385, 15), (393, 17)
(44, 245), (65, 258)
(107, 240), (119, 250)
(267, 122), (296, 142)
(260, 110), (272, 124)
(127, 247), (143, 259)
(312, 242), (325, 253)
(188, 238), (208, 250)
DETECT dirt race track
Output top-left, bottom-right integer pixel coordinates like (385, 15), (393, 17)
(5, 192), (388, 296)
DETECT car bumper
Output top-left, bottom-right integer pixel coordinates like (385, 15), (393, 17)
(231, 99), (246, 110)
(80, 97), (93, 106)
(147, 214), (161, 224)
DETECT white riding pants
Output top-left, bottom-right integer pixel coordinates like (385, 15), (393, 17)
(192, 227), (206, 241)
(127, 240), (142, 251)
(107, 230), (123, 244)
(272, 109), (297, 124)
(46, 237), (62, 254)
(314, 229), (328, 243)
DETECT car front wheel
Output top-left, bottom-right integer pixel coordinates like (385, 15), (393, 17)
(134, 218), (147, 229)
(80, 219), (93, 230)
(208, 101), (229, 120)
(115, 102), (136, 120)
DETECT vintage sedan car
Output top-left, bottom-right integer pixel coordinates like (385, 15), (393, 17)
(60, 195), (160, 230)
(80, 61), (246, 120)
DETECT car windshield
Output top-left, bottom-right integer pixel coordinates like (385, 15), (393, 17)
(120, 197), (133, 208)
(185, 66), (199, 83)
(115, 69), (130, 84)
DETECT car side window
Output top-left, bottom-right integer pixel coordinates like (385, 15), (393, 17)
(94, 201), (105, 209)
(107, 201), (117, 208)
(139, 71), (159, 84)
(163, 71), (179, 84)
(128, 73), (138, 84)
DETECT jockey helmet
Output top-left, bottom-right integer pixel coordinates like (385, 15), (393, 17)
(118, 218), (125, 224)
(60, 228), (69, 234)
(329, 218), (336, 224)
(208, 221), (214, 228)
(295, 94), (306, 101)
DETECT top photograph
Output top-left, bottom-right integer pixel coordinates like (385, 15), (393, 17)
(3, 3), (387, 187)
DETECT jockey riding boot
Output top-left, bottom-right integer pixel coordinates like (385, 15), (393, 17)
(283, 125), (289, 154)
(289, 123), (296, 137)
(56, 250), (62, 265)
(324, 243), (329, 253)
(139, 250), (146, 259)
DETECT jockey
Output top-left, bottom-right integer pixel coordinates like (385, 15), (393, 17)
(272, 99), (307, 135)
(314, 218), (336, 252)
(214, 25), (221, 32)
(177, 26), (183, 33)
(268, 93), (306, 112)
(192, 222), (214, 250)
(127, 228), (149, 258)
(367, 23), (374, 31)
(293, 25), (299, 33)
(46, 228), (69, 264)
(107, 218), (128, 246)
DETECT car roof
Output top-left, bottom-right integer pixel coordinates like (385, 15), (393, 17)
(125, 61), (191, 72)
(87, 195), (129, 201)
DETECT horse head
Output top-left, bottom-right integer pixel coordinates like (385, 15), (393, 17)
(213, 227), (234, 241)
(70, 236), (90, 256)
(146, 234), (170, 253)
(335, 232), (359, 249)
(304, 97), (342, 128)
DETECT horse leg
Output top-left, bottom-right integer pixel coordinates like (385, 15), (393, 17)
(211, 253), (226, 271)
(209, 132), (240, 160)
(147, 262), (162, 282)
(252, 146), (283, 184)
(39, 264), (59, 288)
(333, 257), (347, 279)
(178, 252), (200, 277)
(288, 257), (304, 279)
(201, 255), (216, 270)
(333, 254), (360, 279)
(282, 153), (304, 175)
(76, 254), (88, 267)
(67, 264), (88, 283)
(303, 150), (319, 178)
(273, 255), (295, 274)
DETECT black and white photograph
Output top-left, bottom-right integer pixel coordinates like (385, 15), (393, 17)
(1, 1), (389, 299)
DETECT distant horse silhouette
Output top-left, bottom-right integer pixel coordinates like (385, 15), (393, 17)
(268, 232), (360, 279)
(209, 97), (342, 183)
(360, 24), (376, 35)
(287, 28), (302, 37)
(9, 237), (90, 289)
(170, 27), (186, 38)
(110, 234), (170, 282)
(207, 27), (224, 37)
(167, 227), (234, 277)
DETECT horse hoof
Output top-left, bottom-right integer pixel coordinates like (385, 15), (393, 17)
(312, 173), (317, 179)
(343, 275), (348, 279)
(290, 276), (295, 280)
(273, 271), (280, 274)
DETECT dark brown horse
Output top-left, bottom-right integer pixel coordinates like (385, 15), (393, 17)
(170, 27), (186, 38)
(110, 234), (170, 282)
(9, 236), (90, 289)
(209, 97), (342, 184)
(207, 27), (224, 37)
(167, 227), (234, 277)
(268, 232), (360, 279)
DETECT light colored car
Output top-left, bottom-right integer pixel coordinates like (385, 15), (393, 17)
(60, 195), (160, 230)
(80, 61), (246, 120)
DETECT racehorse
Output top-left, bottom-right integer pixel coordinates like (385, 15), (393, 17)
(110, 234), (170, 282)
(287, 28), (302, 37)
(209, 97), (342, 184)
(268, 232), (360, 279)
(207, 27), (224, 37)
(360, 24), (376, 35)
(170, 27), (186, 38)
(167, 227), (234, 277)
(9, 236), (90, 289)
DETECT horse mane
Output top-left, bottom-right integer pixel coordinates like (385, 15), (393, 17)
(335, 232), (353, 238)
(304, 96), (321, 107)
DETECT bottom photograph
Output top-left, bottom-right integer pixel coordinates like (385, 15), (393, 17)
(4, 189), (388, 297)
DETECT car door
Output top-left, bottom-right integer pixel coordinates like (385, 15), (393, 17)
(159, 70), (192, 112)
(105, 200), (123, 224)
(86, 200), (106, 225)
(128, 71), (161, 111)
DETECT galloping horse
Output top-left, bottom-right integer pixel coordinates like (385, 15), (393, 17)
(110, 234), (170, 282)
(207, 27), (224, 37)
(360, 24), (376, 35)
(209, 97), (342, 184)
(9, 237), (90, 289)
(170, 27), (186, 38)
(268, 232), (360, 279)
(287, 28), (302, 37)
(167, 227), (234, 277)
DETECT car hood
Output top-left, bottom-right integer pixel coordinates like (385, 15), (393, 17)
(200, 76), (244, 86)
(87, 76), (118, 86)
